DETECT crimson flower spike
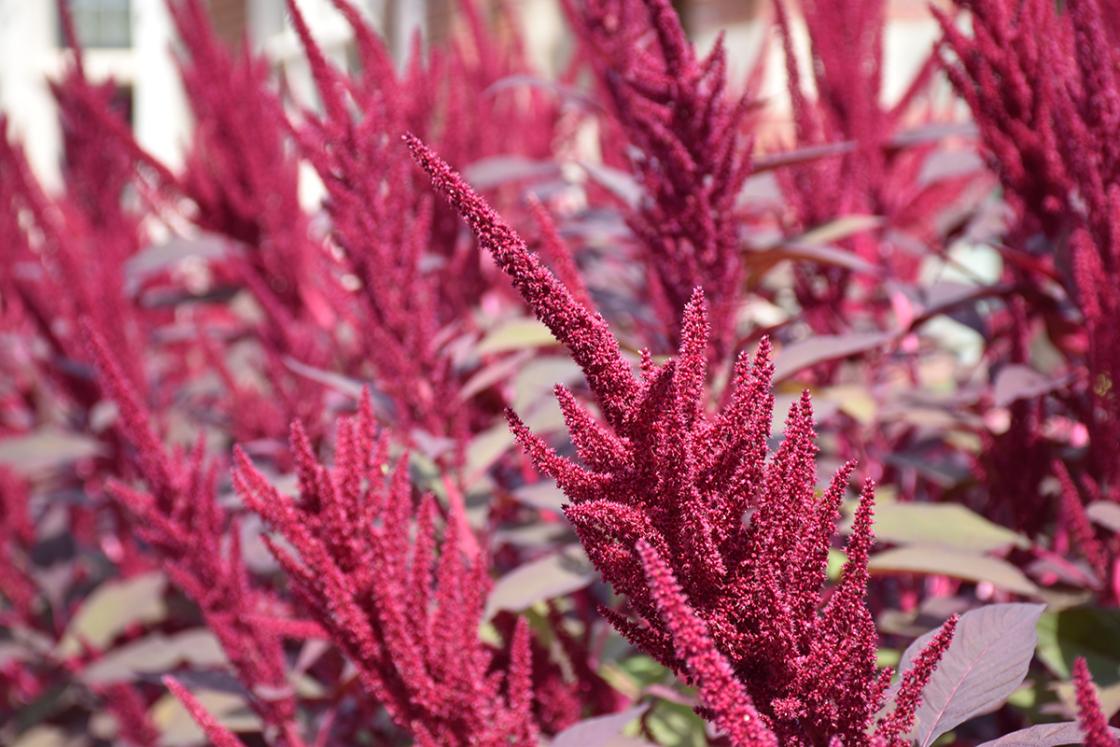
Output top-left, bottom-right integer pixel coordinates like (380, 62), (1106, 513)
(403, 133), (638, 431)
(563, 0), (753, 354)
(1073, 657), (1120, 747)
(874, 615), (959, 745)
(409, 138), (953, 743)
(637, 540), (778, 746)
(162, 676), (246, 747)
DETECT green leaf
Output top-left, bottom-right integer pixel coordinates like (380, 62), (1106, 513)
(877, 647), (900, 669)
(869, 545), (1038, 596)
(57, 572), (167, 657)
(616, 655), (672, 689)
(849, 502), (1028, 553)
(646, 699), (707, 747)
(476, 318), (558, 355)
(1036, 606), (1120, 686)
(827, 548), (848, 582)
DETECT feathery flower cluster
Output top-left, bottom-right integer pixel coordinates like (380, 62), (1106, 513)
(1053, 459), (1120, 602)
(0, 29), (146, 401)
(938, 0), (1120, 491)
(934, 0), (1072, 241)
(776, 0), (973, 333)
(564, 0), (753, 354)
(407, 135), (955, 744)
(285, 0), (471, 444)
(233, 394), (539, 747)
(166, 0), (325, 323)
(85, 327), (306, 747)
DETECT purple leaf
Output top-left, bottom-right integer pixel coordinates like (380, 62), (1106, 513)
(977, 721), (1120, 746)
(993, 365), (1066, 408)
(773, 331), (895, 382)
(482, 74), (600, 111)
(1087, 502), (1120, 534)
(551, 705), (650, 747)
(484, 545), (595, 619)
(462, 156), (560, 190)
(897, 603), (1045, 746)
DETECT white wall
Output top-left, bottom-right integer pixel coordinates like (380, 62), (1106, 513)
(0, 0), (63, 189)
(133, 0), (190, 171)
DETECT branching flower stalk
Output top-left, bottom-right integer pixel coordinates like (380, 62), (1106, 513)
(564, 0), (753, 355)
(84, 325), (307, 747)
(407, 135), (955, 745)
(233, 393), (540, 747)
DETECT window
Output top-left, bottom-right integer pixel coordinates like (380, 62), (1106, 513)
(60, 0), (131, 49)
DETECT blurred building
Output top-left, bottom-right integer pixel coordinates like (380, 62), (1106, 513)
(0, 0), (415, 189)
(0, 0), (942, 191)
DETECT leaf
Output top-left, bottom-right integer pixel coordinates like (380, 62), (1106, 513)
(282, 356), (366, 399)
(977, 721), (1120, 746)
(743, 240), (879, 276)
(482, 74), (599, 111)
(485, 545), (595, 619)
(0, 429), (103, 478)
(917, 150), (985, 187)
(847, 503), (1028, 553)
(462, 155), (560, 189)
(551, 705), (651, 747)
(1035, 606), (1120, 685)
(579, 161), (643, 208)
(80, 630), (227, 685)
(460, 349), (534, 401)
(1087, 502), (1120, 534)
(823, 385), (877, 424)
(645, 699), (708, 747)
(993, 365), (1065, 407)
(773, 331), (895, 382)
(10, 727), (68, 747)
(827, 548), (848, 582)
(1052, 679), (1120, 720)
(57, 572), (167, 657)
(889, 121), (978, 148)
(511, 356), (584, 412)
(797, 214), (882, 246)
(465, 422), (515, 483)
(752, 140), (856, 173)
(869, 545), (1039, 596)
(513, 482), (566, 512)
(898, 603), (1045, 746)
(476, 318), (559, 355)
(124, 234), (228, 294)
(150, 688), (260, 746)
